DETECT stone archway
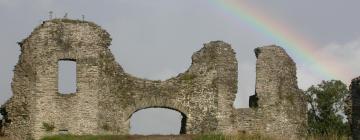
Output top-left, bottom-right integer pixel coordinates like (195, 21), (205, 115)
(128, 107), (187, 135)
(1, 19), (307, 140)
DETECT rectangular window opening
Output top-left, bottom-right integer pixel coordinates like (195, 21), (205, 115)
(58, 60), (77, 94)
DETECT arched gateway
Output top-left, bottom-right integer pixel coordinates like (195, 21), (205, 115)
(128, 107), (187, 134)
(0, 19), (306, 140)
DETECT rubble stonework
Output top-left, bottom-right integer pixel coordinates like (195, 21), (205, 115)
(0, 19), (306, 140)
(348, 77), (360, 139)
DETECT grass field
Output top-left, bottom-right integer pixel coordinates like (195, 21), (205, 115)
(0, 133), (350, 140)
(39, 134), (273, 140)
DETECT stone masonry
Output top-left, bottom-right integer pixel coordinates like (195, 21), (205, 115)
(0, 19), (306, 140)
(347, 77), (360, 139)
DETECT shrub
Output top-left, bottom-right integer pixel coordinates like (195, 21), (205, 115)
(42, 122), (55, 132)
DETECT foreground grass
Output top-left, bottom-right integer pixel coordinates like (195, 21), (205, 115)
(193, 133), (275, 140)
(35, 133), (351, 140)
(41, 134), (274, 140)
(306, 135), (349, 140)
(41, 135), (126, 140)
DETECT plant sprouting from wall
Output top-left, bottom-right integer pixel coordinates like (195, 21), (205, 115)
(42, 122), (55, 132)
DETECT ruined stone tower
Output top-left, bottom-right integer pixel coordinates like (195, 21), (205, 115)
(348, 77), (360, 139)
(0, 19), (306, 140)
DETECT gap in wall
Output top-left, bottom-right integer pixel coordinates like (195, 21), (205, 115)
(58, 60), (77, 94)
(130, 108), (185, 135)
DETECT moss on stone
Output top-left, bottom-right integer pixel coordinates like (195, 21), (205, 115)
(42, 122), (55, 132)
(180, 73), (197, 81)
(101, 124), (110, 131)
(286, 93), (295, 105)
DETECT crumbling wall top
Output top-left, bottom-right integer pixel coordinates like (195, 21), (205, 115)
(19, 19), (111, 49)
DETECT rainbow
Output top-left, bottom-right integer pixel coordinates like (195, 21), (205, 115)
(208, 0), (350, 82)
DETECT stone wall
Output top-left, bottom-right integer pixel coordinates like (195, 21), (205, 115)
(234, 46), (307, 139)
(0, 19), (306, 140)
(349, 77), (360, 139)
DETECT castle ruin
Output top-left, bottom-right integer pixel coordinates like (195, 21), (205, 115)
(0, 19), (307, 140)
(347, 77), (360, 139)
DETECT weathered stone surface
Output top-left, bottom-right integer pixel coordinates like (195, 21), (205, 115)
(234, 46), (307, 140)
(0, 19), (306, 140)
(348, 76), (360, 140)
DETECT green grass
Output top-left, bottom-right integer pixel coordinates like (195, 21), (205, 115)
(37, 133), (350, 140)
(194, 133), (275, 140)
(306, 135), (350, 140)
(41, 134), (274, 140)
(41, 135), (126, 140)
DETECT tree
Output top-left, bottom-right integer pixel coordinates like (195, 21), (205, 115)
(305, 80), (350, 136)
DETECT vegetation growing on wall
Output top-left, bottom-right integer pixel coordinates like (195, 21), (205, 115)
(42, 122), (55, 132)
(180, 73), (197, 81)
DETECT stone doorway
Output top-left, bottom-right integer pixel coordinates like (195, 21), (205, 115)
(129, 107), (187, 135)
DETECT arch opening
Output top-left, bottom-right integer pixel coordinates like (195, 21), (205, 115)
(129, 107), (187, 135)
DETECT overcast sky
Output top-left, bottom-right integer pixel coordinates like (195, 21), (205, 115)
(1, 0), (359, 135)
